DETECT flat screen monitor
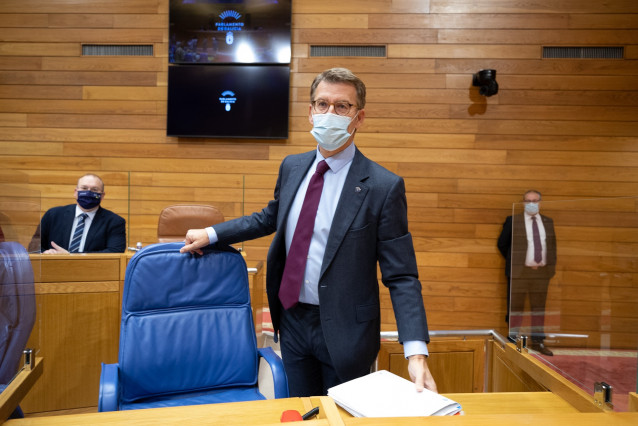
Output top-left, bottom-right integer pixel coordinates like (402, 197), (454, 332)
(169, 0), (291, 64)
(167, 64), (290, 139)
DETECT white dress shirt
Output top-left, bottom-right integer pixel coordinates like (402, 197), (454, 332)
(524, 212), (547, 267)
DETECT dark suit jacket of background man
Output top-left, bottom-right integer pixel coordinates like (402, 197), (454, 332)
(212, 148), (430, 383)
(30, 204), (126, 253)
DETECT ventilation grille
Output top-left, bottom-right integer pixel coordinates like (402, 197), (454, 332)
(543, 46), (623, 59)
(310, 45), (386, 58)
(82, 44), (154, 56)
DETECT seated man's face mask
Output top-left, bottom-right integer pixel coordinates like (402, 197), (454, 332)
(77, 190), (102, 210)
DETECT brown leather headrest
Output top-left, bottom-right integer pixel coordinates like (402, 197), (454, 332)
(157, 204), (224, 243)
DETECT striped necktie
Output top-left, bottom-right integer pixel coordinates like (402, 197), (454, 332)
(69, 213), (88, 253)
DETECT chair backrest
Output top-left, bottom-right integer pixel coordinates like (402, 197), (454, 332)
(157, 205), (224, 243)
(0, 242), (35, 384)
(118, 242), (258, 404)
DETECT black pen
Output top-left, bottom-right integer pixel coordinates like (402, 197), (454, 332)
(302, 406), (319, 420)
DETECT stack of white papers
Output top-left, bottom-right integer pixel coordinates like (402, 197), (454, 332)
(328, 370), (462, 417)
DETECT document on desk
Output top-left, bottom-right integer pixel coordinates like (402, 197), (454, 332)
(327, 370), (462, 417)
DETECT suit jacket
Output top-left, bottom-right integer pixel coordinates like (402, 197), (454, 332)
(497, 213), (557, 280)
(213, 148), (429, 381)
(30, 204), (126, 253)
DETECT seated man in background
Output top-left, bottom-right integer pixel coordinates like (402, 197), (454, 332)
(29, 173), (126, 254)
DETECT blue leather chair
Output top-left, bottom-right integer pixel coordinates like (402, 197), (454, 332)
(98, 243), (288, 411)
(0, 242), (36, 419)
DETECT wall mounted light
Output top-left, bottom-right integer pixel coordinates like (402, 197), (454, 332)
(472, 69), (499, 97)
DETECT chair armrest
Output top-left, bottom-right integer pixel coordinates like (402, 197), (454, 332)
(98, 363), (119, 412)
(257, 347), (289, 399)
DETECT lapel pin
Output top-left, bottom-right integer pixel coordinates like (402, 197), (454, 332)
(355, 186), (361, 192)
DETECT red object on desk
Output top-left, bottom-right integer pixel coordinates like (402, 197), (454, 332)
(280, 409), (303, 422)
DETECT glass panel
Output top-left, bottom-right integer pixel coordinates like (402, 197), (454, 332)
(0, 172), (41, 407)
(508, 196), (638, 412)
(128, 171), (245, 250)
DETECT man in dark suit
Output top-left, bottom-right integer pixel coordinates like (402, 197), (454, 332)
(498, 190), (557, 356)
(29, 174), (126, 254)
(181, 68), (436, 396)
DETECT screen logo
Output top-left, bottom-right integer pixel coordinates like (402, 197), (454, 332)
(219, 90), (236, 111)
(216, 10), (243, 45)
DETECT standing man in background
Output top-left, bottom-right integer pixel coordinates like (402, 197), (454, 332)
(498, 190), (557, 356)
(29, 173), (126, 254)
(181, 68), (437, 396)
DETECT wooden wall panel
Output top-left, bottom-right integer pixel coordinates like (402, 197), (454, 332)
(1, 0), (637, 368)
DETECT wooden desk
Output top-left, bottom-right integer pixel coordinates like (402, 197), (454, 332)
(5, 396), (342, 425)
(6, 394), (638, 426)
(338, 392), (635, 425)
(343, 413), (638, 425)
(443, 391), (579, 414)
(23, 254), (122, 413)
(331, 391), (579, 420)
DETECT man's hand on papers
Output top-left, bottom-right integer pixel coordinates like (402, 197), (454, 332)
(180, 228), (209, 255)
(407, 354), (438, 393)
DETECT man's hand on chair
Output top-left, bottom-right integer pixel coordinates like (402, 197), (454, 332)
(180, 229), (209, 255)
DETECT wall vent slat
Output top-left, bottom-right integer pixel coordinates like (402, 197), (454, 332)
(542, 46), (624, 59)
(82, 44), (154, 56)
(310, 45), (386, 57)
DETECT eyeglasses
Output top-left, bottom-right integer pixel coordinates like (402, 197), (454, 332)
(524, 199), (541, 204)
(311, 99), (356, 116)
(78, 186), (103, 193)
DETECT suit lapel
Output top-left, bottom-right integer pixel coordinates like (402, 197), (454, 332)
(276, 151), (315, 230)
(320, 149), (369, 277)
(61, 205), (76, 248)
(84, 207), (102, 251)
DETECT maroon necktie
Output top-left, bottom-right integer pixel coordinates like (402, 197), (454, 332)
(532, 216), (542, 264)
(279, 160), (330, 309)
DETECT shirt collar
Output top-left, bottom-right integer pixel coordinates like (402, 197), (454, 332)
(75, 205), (98, 220)
(315, 142), (355, 174)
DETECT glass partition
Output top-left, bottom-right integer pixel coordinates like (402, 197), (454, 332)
(127, 171), (251, 253)
(0, 172), (41, 408)
(508, 196), (638, 411)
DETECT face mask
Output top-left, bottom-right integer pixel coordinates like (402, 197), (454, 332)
(524, 202), (539, 215)
(77, 190), (102, 210)
(310, 112), (357, 151)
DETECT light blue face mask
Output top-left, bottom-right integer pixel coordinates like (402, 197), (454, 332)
(310, 112), (358, 151)
(525, 202), (539, 215)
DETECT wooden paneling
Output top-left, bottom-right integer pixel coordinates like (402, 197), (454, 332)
(22, 257), (123, 413)
(378, 338), (486, 394)
(1, 0), (637, 373)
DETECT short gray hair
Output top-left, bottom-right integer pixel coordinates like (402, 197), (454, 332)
(310, 67), (366, 109)
(524, 190), (541, 201)
(78, 173), (105, 192)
